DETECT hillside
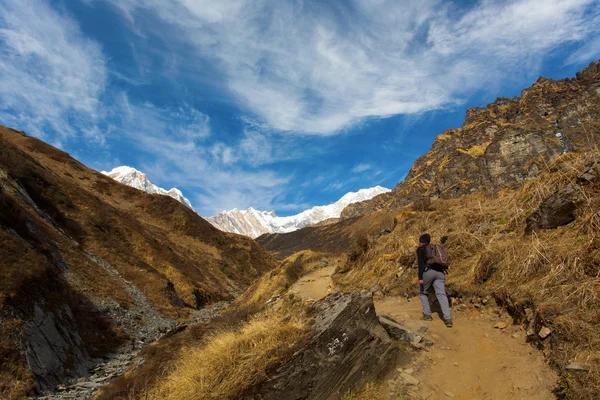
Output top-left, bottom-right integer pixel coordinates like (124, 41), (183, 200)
(208, 186), (390, 238)
(342, 60), (600, 219)
(0, 126), (276, 398)
(256, 211), (395, 259)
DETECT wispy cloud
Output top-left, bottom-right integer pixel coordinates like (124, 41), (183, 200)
(352, 163), (372, 173)
(111, 93), (296, 215)
(0, 0), (106, 142)
(104, 0), (600, 134)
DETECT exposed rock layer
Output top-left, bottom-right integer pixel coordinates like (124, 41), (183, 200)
(248, 292), (405, 400)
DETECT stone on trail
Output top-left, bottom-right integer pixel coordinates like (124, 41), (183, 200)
(378, 315), (421, 343)
(247, 292), (404, 400)
(400, 372), (420, 385)
(444, 391), (456, 398)
(494, 322), (507, 329)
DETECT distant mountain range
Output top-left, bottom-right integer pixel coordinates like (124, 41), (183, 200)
(102, 166), (195, 210)
(102, 166), (389, 238)
(207, 186), (390, 238)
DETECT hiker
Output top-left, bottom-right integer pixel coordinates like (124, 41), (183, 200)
(417, 233), (453, 327)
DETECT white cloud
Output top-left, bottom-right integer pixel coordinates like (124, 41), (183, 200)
(352, 163), (372, 173)
(110, 93), (294, 215)
(567, 36), (600, 65)
(104, 0), (600, 135)
(0, 0), (106, 140)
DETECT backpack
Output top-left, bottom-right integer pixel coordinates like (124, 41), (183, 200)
(425, 243), (449, 272)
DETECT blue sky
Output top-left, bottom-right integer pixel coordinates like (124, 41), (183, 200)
(0, 0), (599, 216)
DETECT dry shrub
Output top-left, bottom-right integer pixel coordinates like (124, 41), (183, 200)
(411, 196), (432, 212)
(0, 319), (35, 399)
(472, 250), (498, 284)
(347, 233), (370, 263)
(146, 303), (308, 400)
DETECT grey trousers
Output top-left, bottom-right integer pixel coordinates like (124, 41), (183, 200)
(419, 269), (452, 321)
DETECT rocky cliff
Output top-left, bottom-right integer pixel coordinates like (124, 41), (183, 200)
(342, 60), (600, 219)
(0, 126), (276, 397)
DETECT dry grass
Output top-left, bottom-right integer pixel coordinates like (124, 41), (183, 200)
(97, 252), (330, 400)
(235, 250), (335, 311)
(341, 382), (387, 400)
(145, 301), (308, 400)
(332, 151), (600, 399)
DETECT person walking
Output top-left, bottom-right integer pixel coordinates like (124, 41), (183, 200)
(417, 233), (453, 327)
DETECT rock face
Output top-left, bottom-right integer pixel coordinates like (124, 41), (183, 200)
(526, 159), (599, 232)
(248, 292), (404, 400)
(24, 304), (91, 392)
(342, 60), (600, 219)
(525, 184), (585, 232)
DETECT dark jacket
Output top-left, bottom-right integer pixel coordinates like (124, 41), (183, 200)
(417, 244), (427, 280)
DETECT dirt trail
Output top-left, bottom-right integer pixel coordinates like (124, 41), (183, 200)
(289, 265), (337, 301)
(292, 267), (558, 400)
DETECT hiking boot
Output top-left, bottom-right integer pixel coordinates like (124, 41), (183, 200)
(421, 314), (433, 321)
(444, 319), (453, 328)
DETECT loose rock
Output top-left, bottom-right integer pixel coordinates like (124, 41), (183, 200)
(538, 326), (552, 339)
(400, 372), (420, 386)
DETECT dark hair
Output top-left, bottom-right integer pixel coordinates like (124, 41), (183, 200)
(419, 233), (431, 244)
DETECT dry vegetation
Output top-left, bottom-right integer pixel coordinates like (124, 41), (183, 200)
(146, 300), (308, 400)
(97, 251), (325, 399)
(333, 151), (600, 399)
(341, 382), (388, 400)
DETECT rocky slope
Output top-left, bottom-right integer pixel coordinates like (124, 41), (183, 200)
(342, 60), (600, 219)
(209, 186), (389, 238)
(0, 126), (276, 398)
(102, 166), (194, 210)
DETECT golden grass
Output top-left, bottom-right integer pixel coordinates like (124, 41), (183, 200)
(457, 141), (491, 157)
(235, 250), (327, 309)
(146, 303), (308, 400)
(341, 382), (387, 400)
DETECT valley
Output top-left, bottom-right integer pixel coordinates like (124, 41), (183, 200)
(0, 60), (599, 400)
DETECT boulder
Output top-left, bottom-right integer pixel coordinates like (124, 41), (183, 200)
(576, 160), (600, 185)
(249, 292), (404, 400)
(525, 183), (585, 232)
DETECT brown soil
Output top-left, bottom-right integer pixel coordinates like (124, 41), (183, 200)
(289, 265), (337, 301)
(376, 297), (557, 400)
(293, 267), (558, 400)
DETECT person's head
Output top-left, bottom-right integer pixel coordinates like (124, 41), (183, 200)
(419, 233), (431, 246)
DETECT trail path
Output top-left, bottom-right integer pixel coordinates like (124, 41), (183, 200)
(292, 266), (558, 400)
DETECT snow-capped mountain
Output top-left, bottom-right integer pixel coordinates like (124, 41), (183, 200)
(208, 186), (390, 238)
(102, 166), (195, 211)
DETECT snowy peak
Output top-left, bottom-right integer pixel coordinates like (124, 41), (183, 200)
(102, 166), (195, 211)
(208, 186), (390, 238)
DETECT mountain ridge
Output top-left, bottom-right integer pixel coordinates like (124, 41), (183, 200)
(208, 186), (390, 238)
(341, 59), (600, 219)
(102, 166), (195, 210)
